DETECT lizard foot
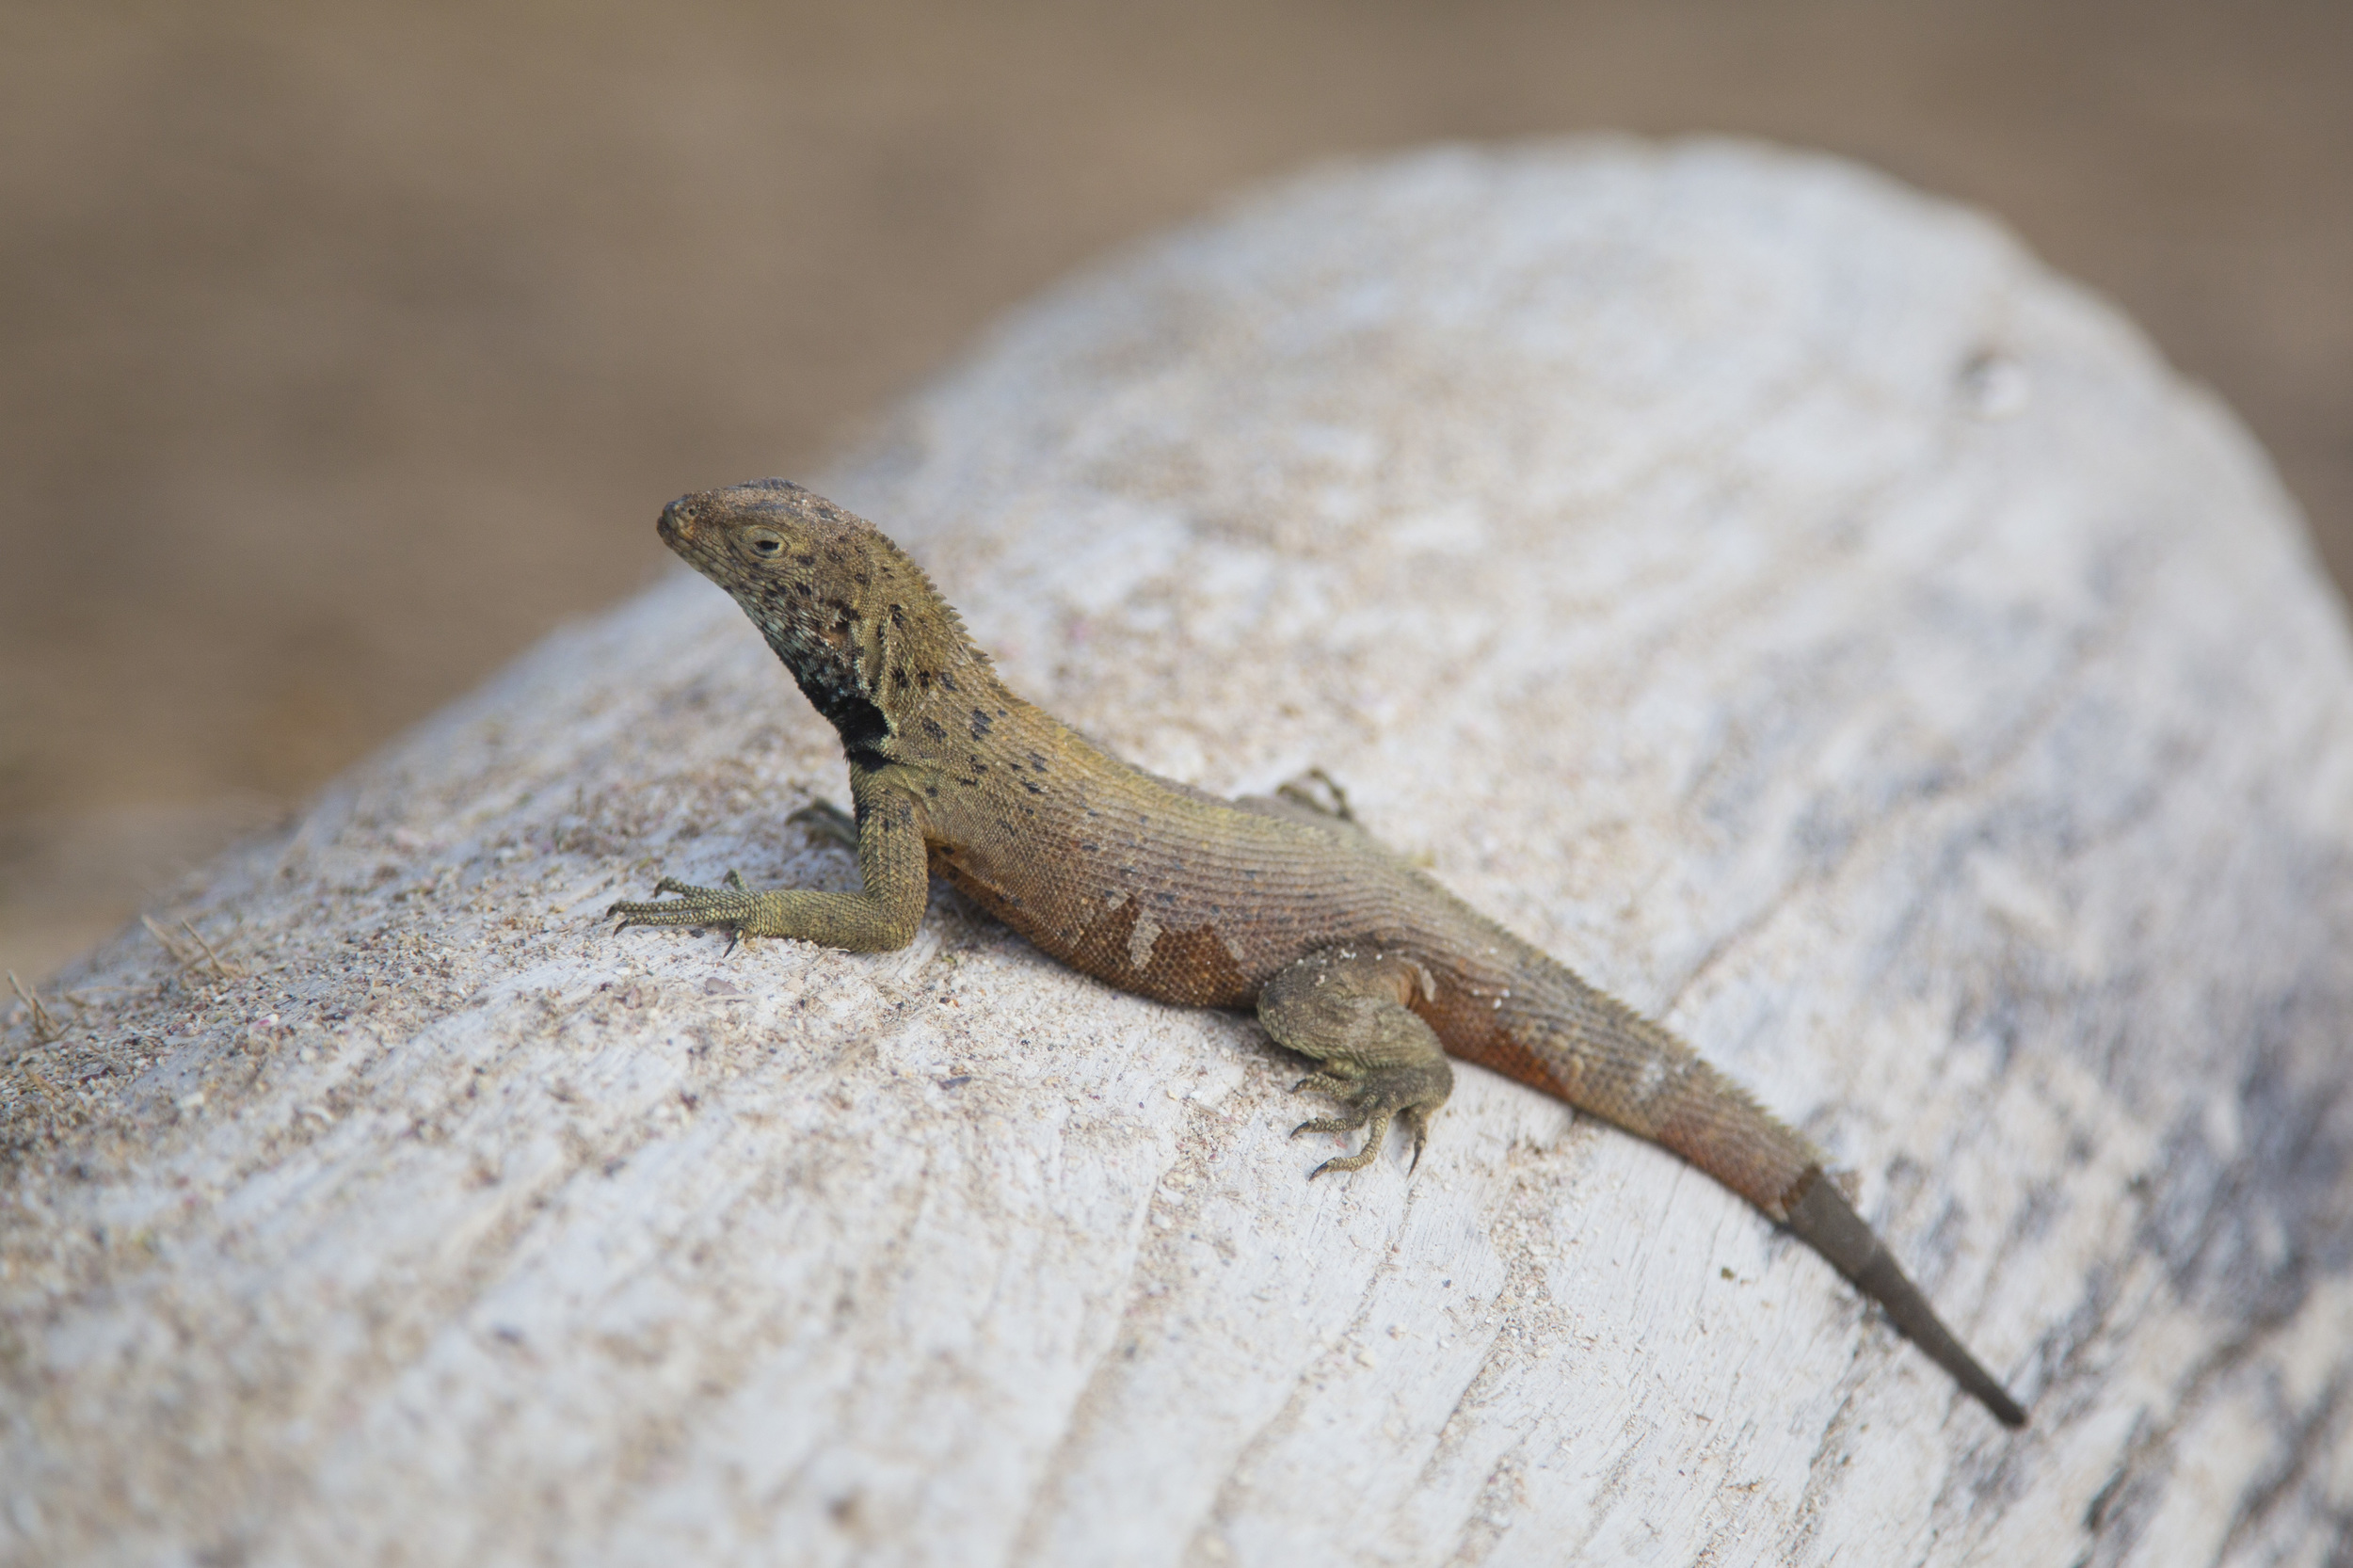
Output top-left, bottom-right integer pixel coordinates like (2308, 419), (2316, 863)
(610, 871), (771, 950)
(1259, 946), (1454, 1179)
(786, 798), (858, 851)
(1274, 768), (1355, 824)
(1288, 1060), (1452, 1177)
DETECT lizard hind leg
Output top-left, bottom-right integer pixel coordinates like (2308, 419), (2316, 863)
(1259, 947), (1454, 1178)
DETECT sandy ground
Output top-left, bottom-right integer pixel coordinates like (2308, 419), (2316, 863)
(3, 0), (2348, 988)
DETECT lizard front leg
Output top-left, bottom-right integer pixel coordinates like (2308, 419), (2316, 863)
(1259, 946), (1454, 1177)
(609, 768), (929, 952)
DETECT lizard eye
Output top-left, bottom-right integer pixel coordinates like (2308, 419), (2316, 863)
(744, 530), (785, 558)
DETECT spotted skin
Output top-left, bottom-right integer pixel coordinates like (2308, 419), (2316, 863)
(610, 480), (2028, 1428)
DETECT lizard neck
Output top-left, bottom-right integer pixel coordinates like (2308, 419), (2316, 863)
(797, 641), (1009, 773)
(735, 532), (1000, 773)
(779, 643), (894, 764)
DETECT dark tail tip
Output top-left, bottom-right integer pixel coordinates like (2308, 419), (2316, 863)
(1784, 1171), (2029, 1429)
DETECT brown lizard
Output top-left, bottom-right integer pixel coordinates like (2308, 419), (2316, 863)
(611, 479), (2030, 1428)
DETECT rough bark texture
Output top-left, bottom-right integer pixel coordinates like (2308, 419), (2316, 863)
(7, 139), (2351, 1566)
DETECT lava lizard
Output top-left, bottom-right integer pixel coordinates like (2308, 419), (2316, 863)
(611, 478), (2030, 1428)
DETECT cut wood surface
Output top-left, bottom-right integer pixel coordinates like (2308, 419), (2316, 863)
(7, 139), (2351, 1566)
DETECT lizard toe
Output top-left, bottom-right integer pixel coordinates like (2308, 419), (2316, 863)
(1288, 1061), (1451, 1178)
(1308, 1109), (1395, 1178)
(609, 881), (760, 934)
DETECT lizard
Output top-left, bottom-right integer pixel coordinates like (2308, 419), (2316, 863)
(610, 478), (2031, 1428)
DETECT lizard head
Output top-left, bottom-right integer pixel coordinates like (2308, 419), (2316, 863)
(656, 480), (983, 762)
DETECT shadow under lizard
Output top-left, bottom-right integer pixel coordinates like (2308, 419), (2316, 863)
(611, 478), (2029, 1429)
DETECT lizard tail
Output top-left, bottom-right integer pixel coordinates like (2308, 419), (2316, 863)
(1474, 969), (2029, 1425)
(1782, 1168), (2029, 1427)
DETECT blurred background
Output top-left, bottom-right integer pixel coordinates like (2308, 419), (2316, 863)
(3, 0), (2348, 986)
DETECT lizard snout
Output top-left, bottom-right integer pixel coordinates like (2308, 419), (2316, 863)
(656, 499), (696, 548)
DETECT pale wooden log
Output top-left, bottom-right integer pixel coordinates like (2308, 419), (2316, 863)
(7, 139), (2351, 1566)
